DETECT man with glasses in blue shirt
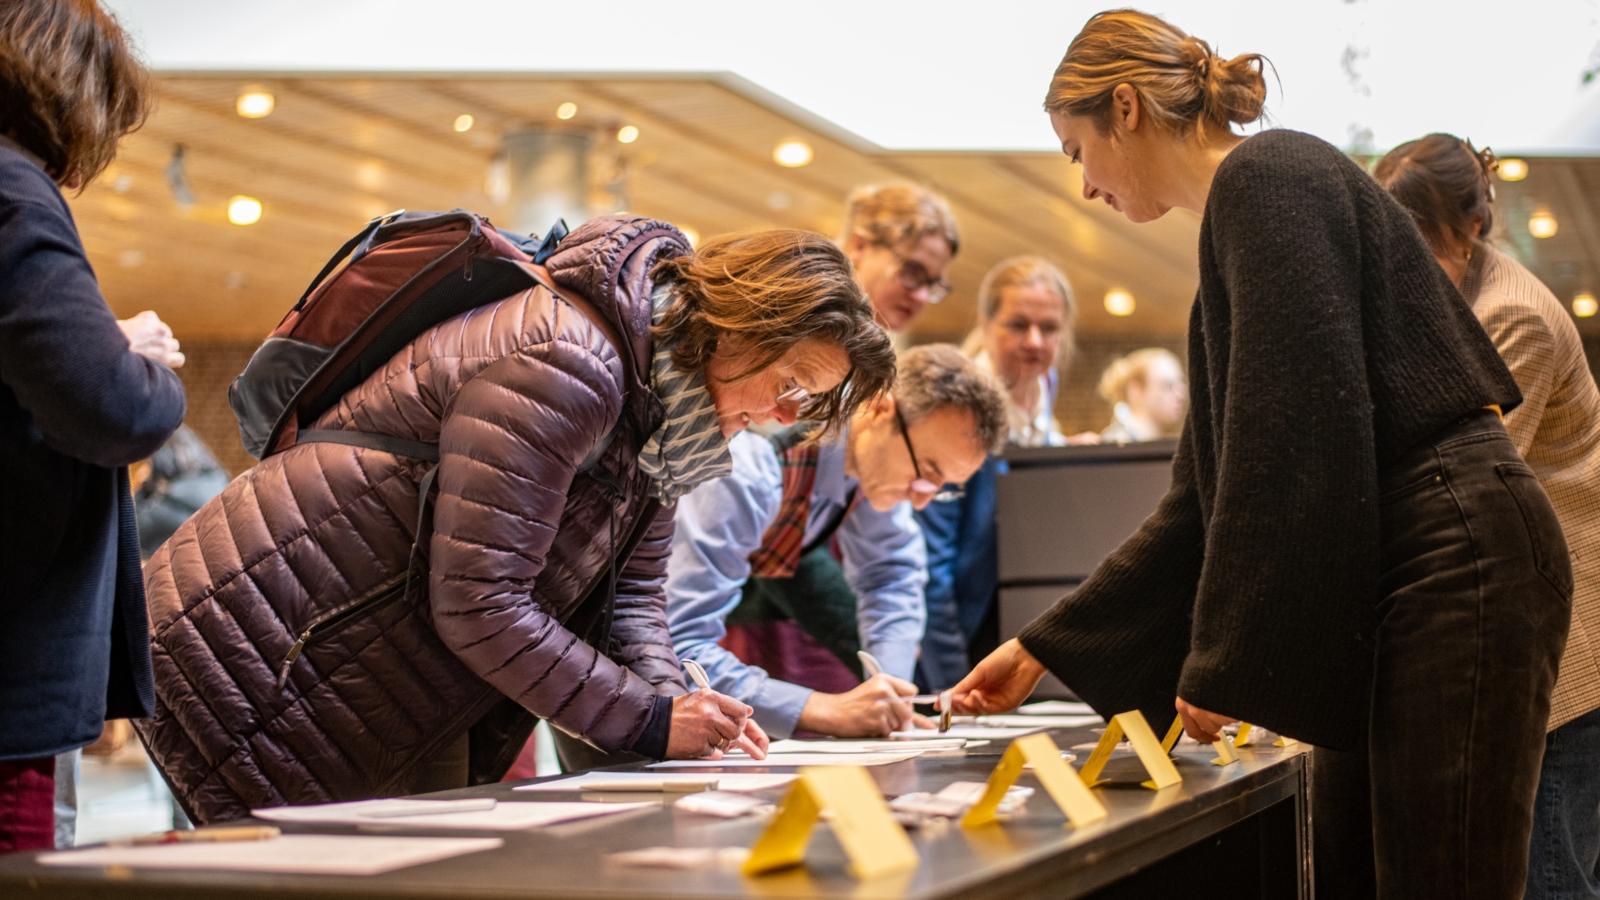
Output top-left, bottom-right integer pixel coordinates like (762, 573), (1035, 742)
(666, 345), (1008, 738)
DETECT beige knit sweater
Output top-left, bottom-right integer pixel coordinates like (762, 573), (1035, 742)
(1471, 244), (1600, 730)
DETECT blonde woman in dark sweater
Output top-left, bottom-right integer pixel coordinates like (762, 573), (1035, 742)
(947, 10), (1570, 899)
(1378, 134), (1600, 900)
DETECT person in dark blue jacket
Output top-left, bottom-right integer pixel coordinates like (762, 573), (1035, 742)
(0, 0), (186, 851)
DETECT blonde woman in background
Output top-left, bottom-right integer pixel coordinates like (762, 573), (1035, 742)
(1098, 348), (1187, 442)
(962, 256), (1077, 447)
(839, 183), (961, 334)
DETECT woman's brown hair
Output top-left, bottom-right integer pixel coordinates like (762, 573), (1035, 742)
(1372, 133), (1496, 256)
(1044, 9), (1269, 138)
(0, 0), (151, 188)
(653, 229), (896, 436)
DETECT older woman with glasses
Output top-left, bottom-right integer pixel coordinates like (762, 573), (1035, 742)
(666, 345), (1008, 738)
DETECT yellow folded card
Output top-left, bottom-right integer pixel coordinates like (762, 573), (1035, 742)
(742, 766), (917, 880)
(961, 732), (1106, 829)
(1077, 710), (1183, 791)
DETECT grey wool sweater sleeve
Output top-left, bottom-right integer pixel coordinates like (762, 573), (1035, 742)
(1018, 130), (1521, 750)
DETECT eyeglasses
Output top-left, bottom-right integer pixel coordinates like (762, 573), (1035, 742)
(889, 251), (952, 304)
(894, 406), (964, 502)
(776, 378), (811, 406)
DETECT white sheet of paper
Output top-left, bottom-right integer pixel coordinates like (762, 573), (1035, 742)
(754, 738), (966, 754)
(253, 799), (650, 830)
(515, 772), (795, 793)
(1016, 701), (1096, 716)
(38, 835), (502, 875)
(649, 751), (920, 769)
(890, 725), (1043, 741)
(976, 714), (1103, 728)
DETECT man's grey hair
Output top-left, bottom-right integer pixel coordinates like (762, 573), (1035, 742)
(894, 343), (1009, 456)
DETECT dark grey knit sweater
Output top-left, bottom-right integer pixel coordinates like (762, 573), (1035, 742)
(1017, 129), (1521, 750)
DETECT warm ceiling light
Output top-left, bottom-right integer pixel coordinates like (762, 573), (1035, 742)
(235, 89), (275, 119)
(1529, 211), (1559, 239)
(616, 125), (640, 144)
(1497, 158), (1529, 182)
(556, 102), (578, 120)
(1104, 289), (1136, 317)
(772, 140), (814, 168)
(1574, 292), (1598, 318)
(679, 226), (700, 247)
(227, 195), (263, 226)
(453, 114), (474, 133)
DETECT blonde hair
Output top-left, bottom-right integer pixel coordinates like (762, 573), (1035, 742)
(961, 256), (1077, 372)
(653, 229), (896, 437)
(1044, 9), (1268, 138)
(841, 182), (960, 256)
(1098, 347), (1181, 404)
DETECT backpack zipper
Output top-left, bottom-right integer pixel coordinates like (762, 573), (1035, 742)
(276, 574), (412, 690)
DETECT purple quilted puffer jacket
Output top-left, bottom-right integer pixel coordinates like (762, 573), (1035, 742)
(136, 217), (689, 823)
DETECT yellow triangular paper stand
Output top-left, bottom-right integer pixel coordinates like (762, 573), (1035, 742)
(1210, 737), (1239, 767)
(1234, 723), (1299, 749)
(1160, 714), (1184, 753)
(742, 766), (917, 880)
(961, 732), (1106, 829)
(1076, 710), (1183, 791)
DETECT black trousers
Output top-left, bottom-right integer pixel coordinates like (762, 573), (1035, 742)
(1313, 412), (1573, 899)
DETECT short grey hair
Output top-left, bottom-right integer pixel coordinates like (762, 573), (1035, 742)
(895, 344), (1009, 456)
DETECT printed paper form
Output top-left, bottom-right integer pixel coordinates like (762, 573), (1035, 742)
(1015, 701), (1095, 716)
(516, 772), (795, 793)
(649, 751), (920, 769)
(253, 798), (651, 830)
(39, 835), (502, 875)
(890, 724), (1044, 741)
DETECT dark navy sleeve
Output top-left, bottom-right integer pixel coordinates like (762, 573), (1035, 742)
(0, 193), (185, 468)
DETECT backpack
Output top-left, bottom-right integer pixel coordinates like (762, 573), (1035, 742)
(228, 208), (615, 463)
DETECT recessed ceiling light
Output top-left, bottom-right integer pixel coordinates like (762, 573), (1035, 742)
(227, 195), (263, 226)
(1497, 158), (1528, 182)
(1574, 291), (1598, 318)
(235, 89), (275, 119)
(1529, 211), (1559, 239)
(556, 102), (578, 120)
(453, 114), (474, 133)
(616, 125), (640, 144)
(1104, 289), (1136, 317)
(772, 140), (814, 168)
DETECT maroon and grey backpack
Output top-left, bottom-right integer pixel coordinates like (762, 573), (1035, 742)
(228, 209), (604, 463)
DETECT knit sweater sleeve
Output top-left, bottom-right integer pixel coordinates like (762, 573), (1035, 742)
(1175, 144), (1381, 742)
(1016, 435), (1205, 730)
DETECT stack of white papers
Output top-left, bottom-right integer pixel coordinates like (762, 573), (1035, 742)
(890, 724), (1043, 741)
(515, 772), (795, 793)
(649, 751), (919, 769)
(39, 835), (502, 875)
(1016, 701), (1096, 716)
(756, 738), (968, 754)
(253, 798), (650, 830)
(976, 714), (1103, 728)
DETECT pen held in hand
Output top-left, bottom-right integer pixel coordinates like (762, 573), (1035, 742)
(683, 659), (712, 691)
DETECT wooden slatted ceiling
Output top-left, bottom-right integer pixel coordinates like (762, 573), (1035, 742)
(69, 74), (1597, 344)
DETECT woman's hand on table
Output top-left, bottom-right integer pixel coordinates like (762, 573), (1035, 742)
(1175, 697), (1236, 743)
(946, 639), (1047, 714)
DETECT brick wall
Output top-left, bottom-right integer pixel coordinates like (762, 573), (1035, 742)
(1053, 335), (1188, 437)
(172, 340), (259, 478)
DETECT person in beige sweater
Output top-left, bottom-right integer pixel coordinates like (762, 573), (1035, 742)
(1380, 133), (1600, 900)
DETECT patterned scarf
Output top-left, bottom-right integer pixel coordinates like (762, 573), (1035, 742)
(636, 283), (733, 502)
